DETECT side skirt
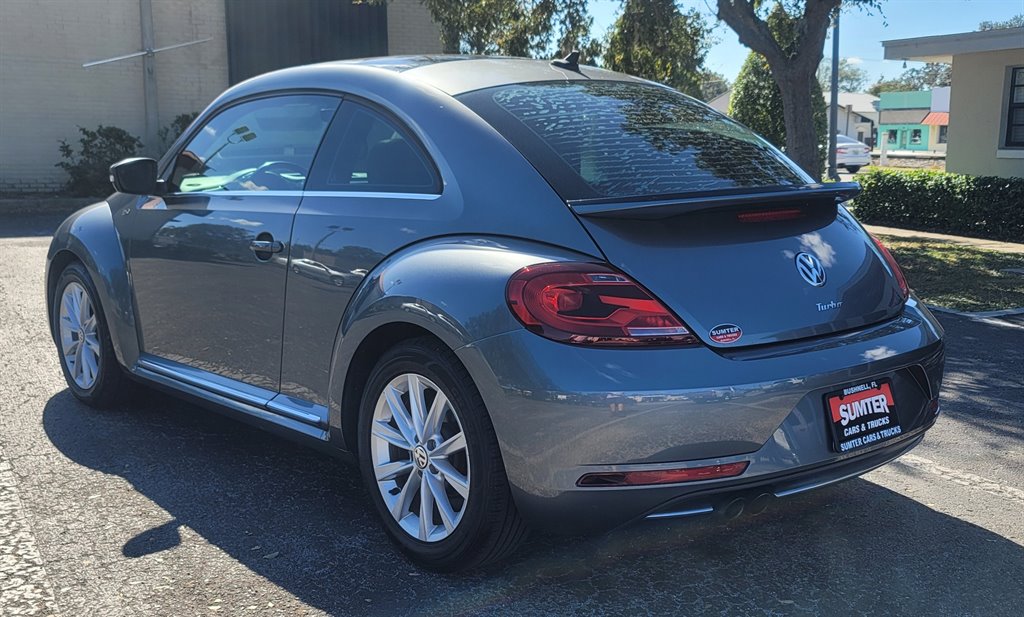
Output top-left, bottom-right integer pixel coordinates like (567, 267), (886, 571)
(134, 356), (330, 443)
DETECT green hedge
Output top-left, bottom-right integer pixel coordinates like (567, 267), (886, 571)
(852, 168), (1024, 243)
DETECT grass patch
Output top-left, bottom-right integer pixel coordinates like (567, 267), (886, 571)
(878, 235), (1024, 312)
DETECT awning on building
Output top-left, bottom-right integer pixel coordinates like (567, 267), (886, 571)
(922, 112), (949, 126)
(877, 109), (928, 124)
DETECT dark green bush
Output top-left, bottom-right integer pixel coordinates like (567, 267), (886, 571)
(57, 126), (143, 197)
(853, 168), (1024, 243)
(159, 112), (199, 150)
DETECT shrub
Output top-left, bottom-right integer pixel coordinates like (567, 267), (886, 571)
(159, 112), (199, 150)
(853, 168), (1024, 243)
(56, 126), (143, 197)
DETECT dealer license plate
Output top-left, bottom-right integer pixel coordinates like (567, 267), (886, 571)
(825, 378), (903, 453)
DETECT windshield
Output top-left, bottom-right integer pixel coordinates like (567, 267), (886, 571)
(459, 81), (809, 202)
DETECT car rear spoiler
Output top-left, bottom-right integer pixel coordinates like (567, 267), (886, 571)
(568, 182), (861, 220)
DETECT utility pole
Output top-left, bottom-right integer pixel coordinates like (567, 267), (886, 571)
(827, 12), (840, 181)
(139, 0), (159, 155)
(82, 3), (209, 155)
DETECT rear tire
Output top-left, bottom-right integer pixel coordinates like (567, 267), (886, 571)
(52, 262), (129, 408)
(357, 337), (527, 571)
(846, 165), (861, 174)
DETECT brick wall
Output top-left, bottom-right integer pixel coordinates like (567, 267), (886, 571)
(386, 0), (442, 55)
(0, 0), (229, 193)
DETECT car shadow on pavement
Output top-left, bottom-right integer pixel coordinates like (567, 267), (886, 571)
(43, 387), (1023, 616)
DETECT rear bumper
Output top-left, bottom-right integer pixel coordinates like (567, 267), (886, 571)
(456, 298), (944, 534)
(838, 154), (871, 167)
(517, 422), (932, 534)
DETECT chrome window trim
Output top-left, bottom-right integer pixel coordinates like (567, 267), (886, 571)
(163, 190), (442, 200)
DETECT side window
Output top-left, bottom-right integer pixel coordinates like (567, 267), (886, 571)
(168, 95), (339, 193)
(1007, 67), (1024, 148)
(307, 102), (440, 194)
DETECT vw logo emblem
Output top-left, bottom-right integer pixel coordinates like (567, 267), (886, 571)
(413, 445), (429, 469)
(795, 252), (826, 287)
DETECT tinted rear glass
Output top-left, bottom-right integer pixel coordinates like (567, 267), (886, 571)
(459, 81), (808, 201)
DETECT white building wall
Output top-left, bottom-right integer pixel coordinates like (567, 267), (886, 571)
(387, 0), (442, 55)
(0, 0), (229, 193)
(947, 49), (1024, 178)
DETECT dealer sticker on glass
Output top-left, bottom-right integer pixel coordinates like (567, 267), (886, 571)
(825, 379), (903, 453)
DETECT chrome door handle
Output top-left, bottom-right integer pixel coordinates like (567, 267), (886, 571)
(250, 239), (284, 254)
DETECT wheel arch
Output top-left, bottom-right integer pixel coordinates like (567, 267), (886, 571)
(324, 235), (598, 455)
(46, 201), (140, 369)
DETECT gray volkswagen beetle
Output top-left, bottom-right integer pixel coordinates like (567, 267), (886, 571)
(46, 55), (944, 571)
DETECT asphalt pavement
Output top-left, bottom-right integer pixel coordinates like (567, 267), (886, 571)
(1, 214), (1022, 616)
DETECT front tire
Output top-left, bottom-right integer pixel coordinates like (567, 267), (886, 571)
(52, 262), (128, 408)
(358, 337), (527, 571)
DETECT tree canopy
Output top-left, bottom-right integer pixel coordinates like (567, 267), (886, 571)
(978, 14), (1024, 30)
(868, 63), (952, 95)
(420, 0), (600, 58)
(604, 0), (713, 99)
(700, 70), (732, 102)
(817, 57), (868, 92)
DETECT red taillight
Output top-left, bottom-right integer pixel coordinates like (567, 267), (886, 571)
(736, 208), (803, 223)
(506, 262), (699, 346)
(577, 462), (749, 487)
(871, 235), (910, 300)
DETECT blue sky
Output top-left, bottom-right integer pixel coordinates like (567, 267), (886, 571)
(589, 0), (1024, 85)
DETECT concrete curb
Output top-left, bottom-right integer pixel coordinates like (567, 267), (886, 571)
(927, 304), (1024, 319)
(0, 196), (99, 217)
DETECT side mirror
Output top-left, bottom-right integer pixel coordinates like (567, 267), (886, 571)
(109, 157), (160, 195)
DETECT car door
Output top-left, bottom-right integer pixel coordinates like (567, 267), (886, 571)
(275, 99), (445, 419)
(123, 94), (340, 399)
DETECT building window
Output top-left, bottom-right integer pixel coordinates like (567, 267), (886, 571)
(1007, 67), (1024, 147)
(887, 129), (897, 144)
(938, 125), (948, 144)
(910, 129), (922, 145)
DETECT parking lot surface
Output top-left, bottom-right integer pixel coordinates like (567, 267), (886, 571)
(1, 215), (1022, 616)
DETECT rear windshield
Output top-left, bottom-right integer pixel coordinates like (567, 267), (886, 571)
(459, 81), (809, 202)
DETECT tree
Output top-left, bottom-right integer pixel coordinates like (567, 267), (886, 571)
(978, 14), (1024, 30)
(729, 16), (827, 167)
(604, 0), (712, 99)
(715, 0), (879, 176)
(868, 62), (951, 95)
(817, 57), (868, 92)
(700, 70), (731, 101)
(420, 0), (599, 59)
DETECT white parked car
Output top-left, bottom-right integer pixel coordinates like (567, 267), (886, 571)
(836, 135), (871, 173)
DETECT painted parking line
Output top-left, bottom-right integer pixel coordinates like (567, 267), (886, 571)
(0, 448), (59, 616)
(895, 454), (1024, 504)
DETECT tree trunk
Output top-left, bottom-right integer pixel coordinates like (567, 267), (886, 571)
(775, 69), (822, 178)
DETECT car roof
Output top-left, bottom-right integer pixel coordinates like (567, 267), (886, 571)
(261, 55), (650, 97)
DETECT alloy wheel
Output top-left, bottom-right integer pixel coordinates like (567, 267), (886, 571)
(369, 373), (471, 542)
(58, 281), (101, 390)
